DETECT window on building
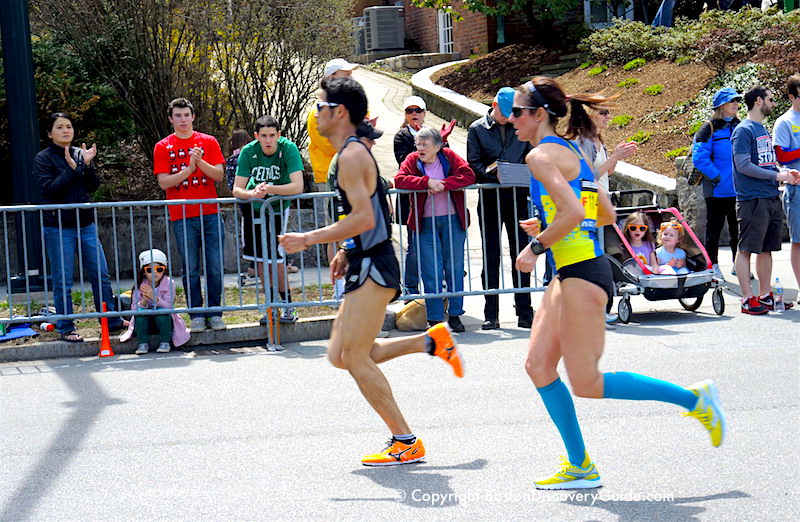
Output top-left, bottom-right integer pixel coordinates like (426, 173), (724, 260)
(438, 9), (454, 54)
(584, 0), (634, 27)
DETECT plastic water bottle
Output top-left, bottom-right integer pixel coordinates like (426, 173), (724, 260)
(774, 278), (785, 313)
(39, 322), (55, 331)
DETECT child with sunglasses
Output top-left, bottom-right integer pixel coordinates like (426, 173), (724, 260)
(656, 219), (689, 275)
(623, 212), (658, 273)
(120, 249), (190, 354)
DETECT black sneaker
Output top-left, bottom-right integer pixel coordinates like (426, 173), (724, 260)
(741, 295), (768, 315)
(758, 292), (794, 311)
(447, 316), (465, 333)
(481, 318), (500, 330)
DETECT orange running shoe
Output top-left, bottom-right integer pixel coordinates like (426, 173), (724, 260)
(426, 323), (464, 378)
(362, 437), (426, 466)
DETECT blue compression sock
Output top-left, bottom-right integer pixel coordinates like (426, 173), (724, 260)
(603, 372), (697, 410)
(536, 378), (586, 466)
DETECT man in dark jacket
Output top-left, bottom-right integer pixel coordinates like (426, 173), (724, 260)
(467, 87), (533, 329)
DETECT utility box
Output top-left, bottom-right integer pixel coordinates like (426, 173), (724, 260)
(364, 6), (404, 51)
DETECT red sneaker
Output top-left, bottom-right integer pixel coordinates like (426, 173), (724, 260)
(741, 295), (768, 315)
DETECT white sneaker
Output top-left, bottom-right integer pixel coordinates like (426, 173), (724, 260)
(208, 316), (227, 331)
(190, 317), (206, 333)
(280, 307), (298, 324)
(156, 342), (171, 353)
(135, 343), (149, 355)
(605, 313), (618, 324)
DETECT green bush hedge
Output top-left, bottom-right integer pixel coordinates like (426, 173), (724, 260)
(581, 7), (793, 68)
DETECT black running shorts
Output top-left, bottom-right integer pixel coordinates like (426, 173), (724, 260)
(557, 255), (614, 300)
(344, 242), (401, 301)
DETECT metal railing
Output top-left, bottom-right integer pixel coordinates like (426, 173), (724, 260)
(1, 185), (548, 333)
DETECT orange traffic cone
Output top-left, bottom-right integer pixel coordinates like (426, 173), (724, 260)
(98, 302), (115, 357)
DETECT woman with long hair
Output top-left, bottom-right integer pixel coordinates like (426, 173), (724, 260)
(510, 77), (726, 490)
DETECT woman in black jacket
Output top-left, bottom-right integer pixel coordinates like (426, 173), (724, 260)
(35, 112), (124, 342)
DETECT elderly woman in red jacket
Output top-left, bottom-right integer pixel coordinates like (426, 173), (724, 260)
(394, 126), (475, 332)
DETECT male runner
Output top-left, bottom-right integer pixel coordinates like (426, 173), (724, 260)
(280, 77), (463, 466)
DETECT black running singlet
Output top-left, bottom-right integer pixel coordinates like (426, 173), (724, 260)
(330, 136), (393, 255)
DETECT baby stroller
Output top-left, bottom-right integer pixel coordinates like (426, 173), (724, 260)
(604, 190), (725, 323)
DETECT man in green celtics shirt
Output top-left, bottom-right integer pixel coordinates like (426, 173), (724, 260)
(232, 115), (304, 325)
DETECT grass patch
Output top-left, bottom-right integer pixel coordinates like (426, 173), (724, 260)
(580, 61), (592, 69)
(643, 84), (664, 95)
(623, 58), (646, 71)
(610, 114), (633, 128)
(664, 146), (690, 160)
(617, 78), (640, 88)
(630, 130), (654, 144)
(587, 65), (608, 77)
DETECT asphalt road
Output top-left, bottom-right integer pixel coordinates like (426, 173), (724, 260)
(2, 295), (798, 520)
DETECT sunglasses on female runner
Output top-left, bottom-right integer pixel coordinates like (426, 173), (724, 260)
(627, 224), (648, 232)
(405, 107), (425, 114)
(144, 265), (166, 274)
(511, 106), (540, 118)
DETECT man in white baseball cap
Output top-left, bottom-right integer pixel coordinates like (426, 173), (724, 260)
(323, 58), (359, 78)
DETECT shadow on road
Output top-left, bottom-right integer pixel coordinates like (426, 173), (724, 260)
(566, 489), (749, 521)
(331, 459), (489, 507)
(0, 365), (128, 520)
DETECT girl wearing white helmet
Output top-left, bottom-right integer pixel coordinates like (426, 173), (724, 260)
(119, 249), (190, 354)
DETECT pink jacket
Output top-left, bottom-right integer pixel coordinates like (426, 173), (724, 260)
(119, 276), (191, 346)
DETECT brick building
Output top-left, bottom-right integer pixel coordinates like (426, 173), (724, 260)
(354, 1), (645, 58)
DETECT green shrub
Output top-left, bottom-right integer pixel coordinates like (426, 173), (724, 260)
(580, 61), (592, 69)
(674, 55), (692, 66)
(623, 58), (646, 71)
(469, 67), (478, 74)
(617, 78), (640, 88)
(490, 78), (501, 85)
(611, 114), (633, 128)
(587, 65), (607, 77)
(580, 19), (669, 64)
(664, 146), (690, 160)
(630, 131), (654, 144)
(643, 84), (664, 96)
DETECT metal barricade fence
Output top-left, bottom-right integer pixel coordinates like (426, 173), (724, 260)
(1, 185), (548, 334)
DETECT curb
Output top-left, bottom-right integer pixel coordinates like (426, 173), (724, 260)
(0, 311), (398, 362)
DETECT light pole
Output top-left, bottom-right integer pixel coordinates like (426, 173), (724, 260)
(1, 0), (44, 292)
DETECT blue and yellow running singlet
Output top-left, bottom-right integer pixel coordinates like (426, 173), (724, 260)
(529, 135), (602, 270)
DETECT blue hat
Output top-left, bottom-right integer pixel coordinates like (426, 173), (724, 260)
(712, 88), (742, 109)
(495, 87), (516, 118)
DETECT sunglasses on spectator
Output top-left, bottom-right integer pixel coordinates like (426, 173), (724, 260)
(511, 106), (540, 118)
(660, 222), (683, 231)
(405, 107), (425, 114)
(317, 101), (339, 112)
(627, 224), (648, 232)
(144, 265), (166, 274)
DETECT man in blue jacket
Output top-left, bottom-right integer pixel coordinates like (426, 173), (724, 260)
(692, 87), (741, 278)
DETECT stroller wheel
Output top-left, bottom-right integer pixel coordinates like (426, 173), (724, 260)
(678, 296), (704, 312)
(618, 297), (633, 324)
(712, 287), (725, 316)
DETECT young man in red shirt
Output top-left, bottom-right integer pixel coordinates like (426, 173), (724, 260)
(153, 98), (227, 332)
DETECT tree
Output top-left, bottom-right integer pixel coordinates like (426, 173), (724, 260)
(31, 0), (353, 155)
(412, 0), (582, 30)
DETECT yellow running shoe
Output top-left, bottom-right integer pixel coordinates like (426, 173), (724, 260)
(534, 453), (602, 490)
(361, 437), (426, 466)
(426, 323), (464, 378)
(683, 379), (726, 447)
